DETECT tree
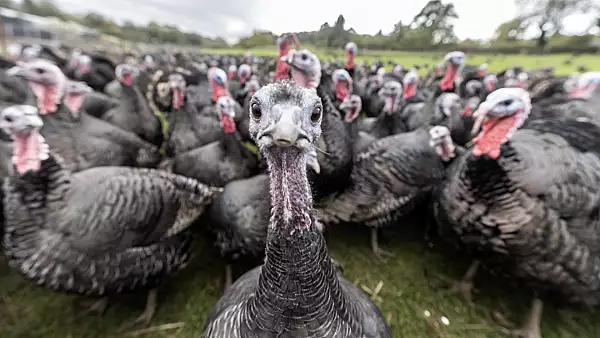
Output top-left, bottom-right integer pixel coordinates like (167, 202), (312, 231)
(492, 18), (527, 41)
(334, 15), (345, 30)
(20, 0), (39, 14)
(516, 0), (594, 48)
(408, 0), (459, 46)
(0, 0), (15, 8)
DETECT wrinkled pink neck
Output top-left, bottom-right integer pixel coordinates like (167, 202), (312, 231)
(12, 130), (42, 174)
(63, 93), (84, 116)
(291, 69), (317, 89)
(440, 64), (457, 91)
(29, 82), (59, 115)
(210, 81), (230, 102)
(264, 149), (313, 232)
(172, 88), (185, 110)
(404, 84), (417, 99)
(346, 52), (355, 69)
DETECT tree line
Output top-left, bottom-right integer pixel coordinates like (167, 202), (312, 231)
(238, 0), (600, 54)
(0, 0), (229, 48)
(1, 0), (599, 53)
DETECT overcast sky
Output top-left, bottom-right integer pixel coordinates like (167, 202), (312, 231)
(51, 0), (597, 43)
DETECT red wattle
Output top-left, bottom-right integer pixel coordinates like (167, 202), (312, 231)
(335, 82), (349, 102)
(346, 52), (355, 70)
(172, 89), (184, 110)
(228, 73), (235, 80)
(275, 41), (291, 81)
(403, 84), (416, 99)
(210, 80), (230, 102)
(440, 64), (457, 91)
(472, 115), (518, 160)
(462, 106), (473, 117)
(220, 115), (236, 133)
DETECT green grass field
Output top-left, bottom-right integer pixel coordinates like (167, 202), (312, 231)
(1, 220), (599, 338)
(203, 47), (600, 76)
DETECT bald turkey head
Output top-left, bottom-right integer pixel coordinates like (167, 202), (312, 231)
(169, 73), (186, 110)
(378, 81), (403, 115)
(238, 64), (252, 84)
(216, 96), (237, 134)
(344, 42), (357, 70)
(0, 105), (48, 175)
(8, 59), (66, 115)
(208, 67), (230, 102)
(471, 87), (531, 159)
(440, 51), (465, 91)
(339, 94), (362, 123)
(429, 125), (455, 162)
(332, 69), (353, 102)
(403, 70), (419, 99)
(285, 49), (322, 90)
(568, 71), (600, 99)
(63, 80), (92, 117)
(115, 63), (139, 87)
(228, 64), (238, 80)
(483, 74), (498, 92)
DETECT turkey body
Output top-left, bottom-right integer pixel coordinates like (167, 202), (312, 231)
(210, 174), (270, 261)
(202, 230), (392, 338)
(3, 155), (219, 296)
(435, 119), (600, 305)
(40, 109), (161, 172)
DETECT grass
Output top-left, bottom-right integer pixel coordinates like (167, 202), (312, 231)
(1, 217), (599, 338)
(202, 47), (600, 76)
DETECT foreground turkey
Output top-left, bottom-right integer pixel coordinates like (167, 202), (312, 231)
(435, 87), (600, 338)
(202, 81), (391, 337)
(1, 105), (220, 330)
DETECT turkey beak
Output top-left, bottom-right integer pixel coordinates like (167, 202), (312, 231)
(471, 105), (489, 136)
(6, 66), (26, 77)
(265, 107), (308, 148)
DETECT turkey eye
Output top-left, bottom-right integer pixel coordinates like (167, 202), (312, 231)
(250, 103), (261, 120)
(310, 106), (322, 123)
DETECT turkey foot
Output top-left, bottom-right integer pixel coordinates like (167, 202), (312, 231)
(445, 260), (480, 306)
(494, 297), (543, 338)
(82, 297), (109, 316)
(224, 264), (233, 291)
(371, 228), (395, 262)
(118, 289), (158, 332)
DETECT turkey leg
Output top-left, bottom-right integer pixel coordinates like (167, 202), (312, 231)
(371, 227), (395, 262)
(495, 297), (543, 338)
(447, 260), (480, 305)
(83, 297), (109, 316)
(118, 289), (158, 332)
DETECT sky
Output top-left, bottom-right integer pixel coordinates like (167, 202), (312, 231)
(50, 0), (598, 43)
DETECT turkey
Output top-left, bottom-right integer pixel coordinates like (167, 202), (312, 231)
(96, 64), (163, 147)
(202, 81), (391, 338)
(435, 87), (600, 338)
(1, 104), (220, 330)
(167, 96), (259, 187)
(9, 59), (162, 172)
(318, 126), (452, 261)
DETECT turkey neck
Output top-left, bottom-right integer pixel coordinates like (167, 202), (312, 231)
(120, 84), (147, 114)
(219, 131), (247, 159)
(251, 148), (348, 327)
(4, 156), (69, 262)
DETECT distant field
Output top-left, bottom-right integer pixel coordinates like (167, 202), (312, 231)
(203, 47), (600, 76)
